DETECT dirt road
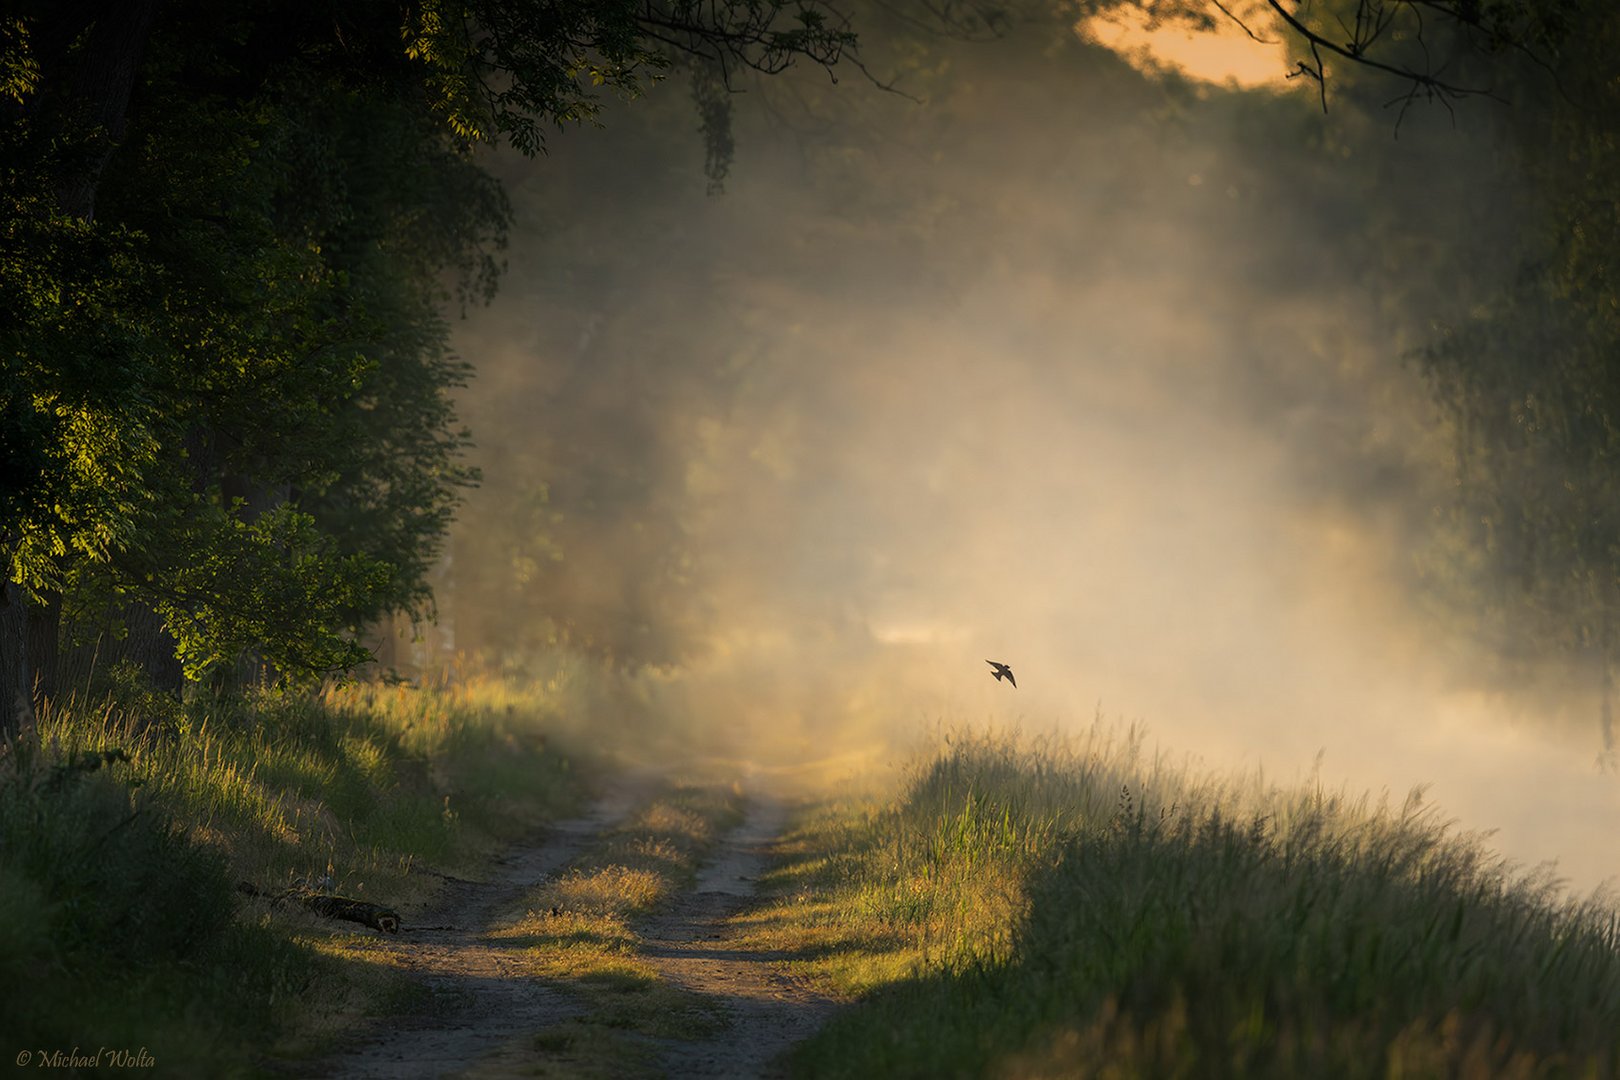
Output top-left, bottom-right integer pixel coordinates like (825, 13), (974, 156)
(315, 785), (835, 1079)
(636, 797), (837, 1079)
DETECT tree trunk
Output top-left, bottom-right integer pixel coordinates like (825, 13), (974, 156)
(0, 581), (33, 740)
(33, 0), (163, 221)
(106, 603), (184, 695)
(1600, 602), (1617, 774)
(373, 616), (399, 674)
(26, 590), (62, 714)
(1601, 654), (1616, 773)
(11, 2), (166, 706)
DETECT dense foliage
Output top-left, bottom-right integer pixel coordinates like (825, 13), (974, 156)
(0, 0), (865, 723)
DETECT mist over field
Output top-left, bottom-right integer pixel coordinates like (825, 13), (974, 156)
(444, 15), (1618, 893)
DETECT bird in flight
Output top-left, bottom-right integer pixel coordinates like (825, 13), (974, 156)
(986, 660), (1016, 688)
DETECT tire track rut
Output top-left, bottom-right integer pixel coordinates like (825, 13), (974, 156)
(313, 783), (836, 1079)
(636, 796), (838, 1079)
(317, 786), (642, 1079)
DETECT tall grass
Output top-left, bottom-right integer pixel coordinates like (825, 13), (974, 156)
(30, 666), (587, 899)
(1, 663), (592, 1074)
(782, 723), (1620, 1078)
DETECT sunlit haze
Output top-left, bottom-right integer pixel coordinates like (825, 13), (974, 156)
(1077, 2), (1289, 87)
(446, 14), (1618, 897)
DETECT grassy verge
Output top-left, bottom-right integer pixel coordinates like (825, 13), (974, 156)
(747, 724), (1620, 1078)
(487, 782), (745, 1077)
(2, 665), (590, 1076)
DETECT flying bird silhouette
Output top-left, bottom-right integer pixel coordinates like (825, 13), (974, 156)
(986, 660), (1016, 688)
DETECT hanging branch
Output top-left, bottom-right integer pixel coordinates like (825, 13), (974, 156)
(1199, 0), (1578, 122)
(1261, 0), (1498, 112)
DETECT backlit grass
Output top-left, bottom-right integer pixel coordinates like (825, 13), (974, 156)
(765, 723), (1620, 1078)
(3, 665), (593, 1074)
(32, 667), (587, 906)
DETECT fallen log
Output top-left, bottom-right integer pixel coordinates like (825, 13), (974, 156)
(300, 892), (401, 933)
(237, 881), (401, 933)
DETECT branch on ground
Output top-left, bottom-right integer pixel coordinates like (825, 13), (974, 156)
(238, 880), (401, 934)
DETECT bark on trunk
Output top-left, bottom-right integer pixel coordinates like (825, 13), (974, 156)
(0, 581), (33, 740)
(105, 603), (184, 695)
(1601, 655), (1616, 773)
(9, 2), (164, 709)
(26, 590), (62, 714)
(1599, 603), (1616, 773)
(34, 0), (162, 221)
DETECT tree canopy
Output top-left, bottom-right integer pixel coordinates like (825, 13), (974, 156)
(0, 0), (872, 730)
(7, 0), (1620, 765)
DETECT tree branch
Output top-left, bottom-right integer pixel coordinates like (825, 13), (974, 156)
(1263, 0), (1500, 110)
(1208, 0), (1277, 45)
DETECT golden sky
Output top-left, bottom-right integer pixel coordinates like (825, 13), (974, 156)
(1077, 4), (1290, 87)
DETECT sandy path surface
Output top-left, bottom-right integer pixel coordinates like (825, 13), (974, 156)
(317, 787), (642, 1080)
(639, 797), (840, 1079)
(311, 784), (836, 1079)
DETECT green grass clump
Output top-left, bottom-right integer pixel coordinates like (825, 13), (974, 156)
(783, 725), (1620, 1078)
